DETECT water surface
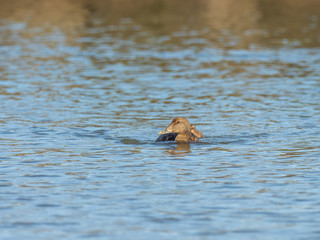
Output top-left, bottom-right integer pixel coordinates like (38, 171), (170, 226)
(1, 0), (320, 239)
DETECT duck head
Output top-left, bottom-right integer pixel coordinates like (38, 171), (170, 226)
(158, 117), (192, 136)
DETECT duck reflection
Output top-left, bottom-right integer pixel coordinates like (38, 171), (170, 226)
(167, 142), (191, 155)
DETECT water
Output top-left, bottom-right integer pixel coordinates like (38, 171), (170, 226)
(1, 0), (320, 239)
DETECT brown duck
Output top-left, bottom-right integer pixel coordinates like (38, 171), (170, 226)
(156, 117), (204, 142)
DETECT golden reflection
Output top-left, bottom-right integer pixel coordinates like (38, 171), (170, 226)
(167, 143), (191, 155)
(277, 147), (317, 158)
(206, 0), (261, 32)
(0, 0), (87, 31)
(0, 0), (319, 48)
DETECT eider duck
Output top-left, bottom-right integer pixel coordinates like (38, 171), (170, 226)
(156, 117), (203, 142)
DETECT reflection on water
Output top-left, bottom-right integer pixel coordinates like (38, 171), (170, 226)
(164, 142), (192, 155)
(0, 0), (319, 48)
(1, 0), (320, 239)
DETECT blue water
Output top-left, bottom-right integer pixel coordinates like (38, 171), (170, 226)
(1, 1), (320, 239)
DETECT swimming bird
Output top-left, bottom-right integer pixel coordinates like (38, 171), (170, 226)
(156, 117), (203, 142)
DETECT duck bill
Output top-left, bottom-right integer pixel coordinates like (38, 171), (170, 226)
(158, 125), (173, 135)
